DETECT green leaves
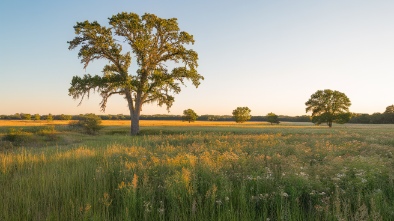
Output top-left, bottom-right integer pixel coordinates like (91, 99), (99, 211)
(68, 12), (203, 134)
(182, 109), (198, 123)
(68, 74), (103, 102)
(384, 105), (394, 114)
(305, 89), (351, 127)
(232, 107), (251, 123)
(266, 112), (280, 125)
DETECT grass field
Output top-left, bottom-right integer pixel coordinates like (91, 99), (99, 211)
(1, 120), (394, 220)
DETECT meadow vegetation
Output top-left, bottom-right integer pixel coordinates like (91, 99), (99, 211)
(1, 121), (393, 220)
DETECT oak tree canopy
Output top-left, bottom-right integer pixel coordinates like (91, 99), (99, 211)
(68, 12), (203, 135)
(232, 107), (251, 123)
(182, 109), (198, 123)
(305, 89), (351, 127)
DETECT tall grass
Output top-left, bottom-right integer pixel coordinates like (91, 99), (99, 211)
(1, 123), (394, 220)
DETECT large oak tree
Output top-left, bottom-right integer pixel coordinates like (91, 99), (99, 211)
(305, 89), (351, 127)
(68, 12), (203, 135)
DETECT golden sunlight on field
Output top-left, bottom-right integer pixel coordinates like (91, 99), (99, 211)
(1, 120), (394, 220)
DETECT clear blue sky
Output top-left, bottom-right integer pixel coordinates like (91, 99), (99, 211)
(1, 0), (393, 116)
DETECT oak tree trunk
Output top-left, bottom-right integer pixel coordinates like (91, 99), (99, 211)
(131, 112), (140, 135)
(127, 94), (141, 135)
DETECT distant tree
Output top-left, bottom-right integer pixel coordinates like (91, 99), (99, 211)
(11, 113), (22, 120)
(33, 114), (40, 121)
(266, 112), (280, 125)
(232, 107), (251, 123)
(384, 105), (394, 114)
(349, 113), (370, 124)
(47, 114), (53, 121)
(100, 115), (110, 120)
(207, 115), (217, 121)
(117, 114), (126, 120)
(21, 113), (31, 120)
(59, 114), (72, 120)
(68, 12), (203, 135)
(305, 89), (351, 127)
(182, 109), (198, 123)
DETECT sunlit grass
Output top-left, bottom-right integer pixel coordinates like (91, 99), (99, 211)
(1, 122), (394, 220)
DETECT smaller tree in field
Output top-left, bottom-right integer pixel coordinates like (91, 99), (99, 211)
(232, 107), (251, 123)
(305, 89), (351, 127)
(183, 109), (198, 123)
(266, 112), (280, 125)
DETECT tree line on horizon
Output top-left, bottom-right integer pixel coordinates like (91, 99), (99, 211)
(1, 106), (394, 124)
(0, 112), (309, 122)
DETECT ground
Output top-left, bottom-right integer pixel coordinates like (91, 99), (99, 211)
(1, 120), (393, 220)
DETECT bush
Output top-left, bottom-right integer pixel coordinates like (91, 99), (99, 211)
(72, 114), (103, 135)
(2, 128), (36, 145)
(37, 126), (59, 141)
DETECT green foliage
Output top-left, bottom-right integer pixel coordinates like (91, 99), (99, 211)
(350, 112), (394, 124)
(182, 109), (198, 123)
(207, 115), (217, 121)
(11, 113), (21, 120)
(43, 113), (54, 121)
(68, 12), (204, 135)
(2, 128), (35, 144)
(1, 124), (394, 220)
(1, 126), (60, 147)
(232, 107), (251, 123)
(266, 112), (280, 125)
(20, 113), (31, 120)
(72, 114), (103, 135)
(33, 114), (40, 121)
(384, 105), (394, 114)
(59, 114), (72, 120)
(305, 89), (351, 127)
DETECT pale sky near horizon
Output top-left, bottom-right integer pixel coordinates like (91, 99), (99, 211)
(1, 0), (393, 116)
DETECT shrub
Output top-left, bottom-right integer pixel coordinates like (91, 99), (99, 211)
(37, 126), (59, 141)
(2, 128), (36, 145)
(72, 114), (103, 135)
